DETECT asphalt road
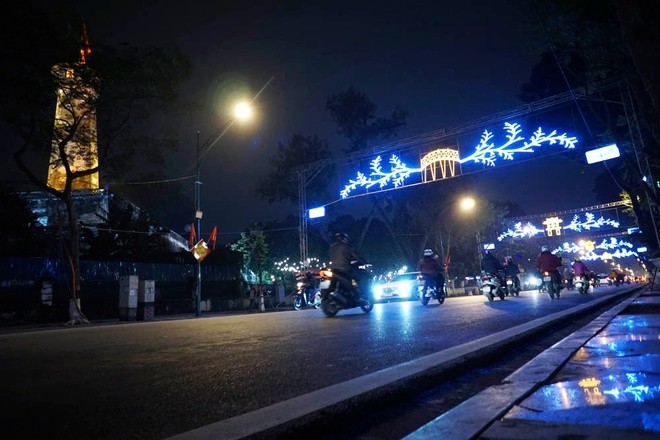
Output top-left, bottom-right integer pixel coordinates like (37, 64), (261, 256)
(0, 285), (634, 440)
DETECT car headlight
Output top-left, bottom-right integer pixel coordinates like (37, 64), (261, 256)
(372, 284), (383, 300)
(399, 281), (413, 297)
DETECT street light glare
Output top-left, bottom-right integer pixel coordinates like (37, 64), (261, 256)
(461, 197), (476, 211)
(234, 102), (253, 121)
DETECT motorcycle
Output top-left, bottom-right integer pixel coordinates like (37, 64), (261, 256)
(293, 272), (321, 311)
(541, 270), (561, 299)
(479, 272), (506, 302)
(318, 261), (374, 318)
(505, 275), (520, 297)
(418, 274), (446, 305)
(573, 274), (589, 294)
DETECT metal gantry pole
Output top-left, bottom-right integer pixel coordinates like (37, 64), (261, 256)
(298, 170), (308, 269)
(195, 131), (202, 317)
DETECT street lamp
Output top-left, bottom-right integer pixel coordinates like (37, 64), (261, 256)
(194, 101), (254, 317)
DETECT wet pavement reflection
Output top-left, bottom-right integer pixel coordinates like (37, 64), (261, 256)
(504, 314), (660, 432)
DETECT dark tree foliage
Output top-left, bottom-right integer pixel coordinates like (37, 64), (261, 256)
(256, 134), (333, 205)
(326, 87), (408, 153)
(0, 184), (44, 257)
(527, 0), (660, 256)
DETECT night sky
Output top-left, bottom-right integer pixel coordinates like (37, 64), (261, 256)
(8, 1), (619, 239)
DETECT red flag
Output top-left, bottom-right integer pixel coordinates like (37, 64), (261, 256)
(209, 226), (217, 251)
(189, 223), (196, 249)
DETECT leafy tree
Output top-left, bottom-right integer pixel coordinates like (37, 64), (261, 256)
(326, 87), (407, 153)
(0, 3), (191, 323)
(325, 88), (411, 258)
(528, 0), (660, 256)
(256, 134), (333, 205)
(231, 226), (270, 294)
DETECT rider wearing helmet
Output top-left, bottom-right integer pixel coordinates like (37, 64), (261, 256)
(329, 232), (367, 300)
(503, 255), (521, 290)
(418, 248), (444, 295)
(571, 256), (588, 276)
(535, 245), (563, 289)
(481, 249), (504, 274)
(481, 249), (505, 285)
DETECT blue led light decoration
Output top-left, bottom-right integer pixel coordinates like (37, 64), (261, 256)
(553, 237), (637, 261)
(340, 155), (421, 199)
(564, 212), (619, 232)
(497, 212), (620, 241)
(339, 122), (579, 198)
(459, 122), (578, 165)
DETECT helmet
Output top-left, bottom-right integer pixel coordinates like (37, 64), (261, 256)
(574, 256), (581, 262)
(541, 245), (549, 252)
(423, 248), (434, 257)
(334, 232), (349, 243)
(505, 256), (513, 262)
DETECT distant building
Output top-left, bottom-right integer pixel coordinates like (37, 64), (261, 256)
(46, 22), (99, 191)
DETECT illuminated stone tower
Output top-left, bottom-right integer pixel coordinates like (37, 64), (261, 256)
(46, 23), (99, 191)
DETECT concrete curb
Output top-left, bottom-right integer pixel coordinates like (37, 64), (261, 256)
(403, 288), (644, 439)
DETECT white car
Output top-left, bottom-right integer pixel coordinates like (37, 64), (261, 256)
(372, 272), (420, 302)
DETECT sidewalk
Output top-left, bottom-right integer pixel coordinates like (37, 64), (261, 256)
(405, 284), (660, 439)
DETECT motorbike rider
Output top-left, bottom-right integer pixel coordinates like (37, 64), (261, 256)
(418, 249), (445, 296)
(503, 256), (521, 291)
(571, 257), (588, 277)
(296, 268), (317, 303)
(481, 250), (505, 285)
(535, 245), (563, 290)
(329, 232), (369, 300)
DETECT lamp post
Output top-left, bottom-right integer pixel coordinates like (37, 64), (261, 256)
(459, 196), (482, 273)
(193, 101), (254, 317)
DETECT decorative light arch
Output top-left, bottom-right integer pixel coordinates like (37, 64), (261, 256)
(497, 212), (621, 241)
(339, 122), (579, 198)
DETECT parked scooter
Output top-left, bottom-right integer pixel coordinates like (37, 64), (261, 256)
(318, 261), (374, 317)
(480, 272), (506, 302)
(418, 274), (446, 305)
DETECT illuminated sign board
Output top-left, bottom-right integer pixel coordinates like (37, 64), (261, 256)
(308, 206), (326, 219)
(585, 144), (620, 164)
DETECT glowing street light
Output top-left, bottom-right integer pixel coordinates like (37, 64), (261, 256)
(460, 196), (476, 212)
(458, 196), (483, 271)
(234, 101), (253, 121)
(194, 100), (254, 317)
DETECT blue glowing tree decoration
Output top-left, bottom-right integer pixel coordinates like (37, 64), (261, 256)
(553, 238), (636, 261)
(340, 155), (421, 198)
(460, 122), (578, 166)
(339, 121), (579, 198)
(497, 222), (545, 241)
(563, 213), (620, 231)
(497, 212), (621, 241)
